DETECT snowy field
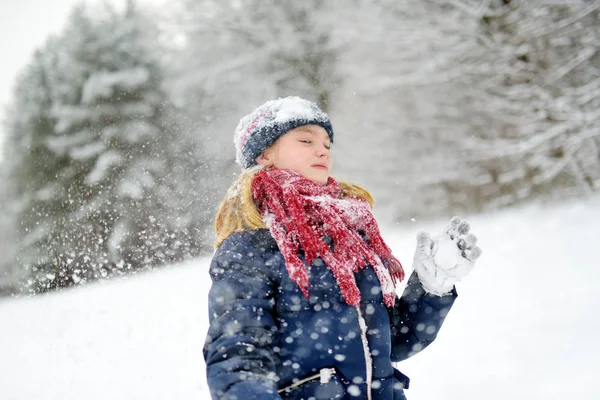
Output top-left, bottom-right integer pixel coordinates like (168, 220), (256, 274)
(1, 196), (599, 399)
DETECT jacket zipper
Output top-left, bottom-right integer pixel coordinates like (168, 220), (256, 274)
(356, 305), (373, 400)
(278, 368), (337, 394)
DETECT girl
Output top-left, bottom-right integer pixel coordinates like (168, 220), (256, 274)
(203, 96), (481, 400)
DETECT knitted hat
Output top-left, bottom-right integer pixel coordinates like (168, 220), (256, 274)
(234, 96), (334, 169)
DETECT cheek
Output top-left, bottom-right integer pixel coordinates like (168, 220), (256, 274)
(274, 151), (298, 169)
(277, 147), (315, 170)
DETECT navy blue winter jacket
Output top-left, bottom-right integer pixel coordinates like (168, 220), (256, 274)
(203, 229), (457, 399)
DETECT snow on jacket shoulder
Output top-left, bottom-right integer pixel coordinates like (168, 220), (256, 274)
(203, 229), (457, 400)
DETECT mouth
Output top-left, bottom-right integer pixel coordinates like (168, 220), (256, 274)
(312, 164), (328, 170)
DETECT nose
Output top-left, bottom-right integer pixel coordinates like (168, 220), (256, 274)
(316, 143), (330, 158)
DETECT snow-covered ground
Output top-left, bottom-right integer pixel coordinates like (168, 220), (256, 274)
(1, 197), (599, 399)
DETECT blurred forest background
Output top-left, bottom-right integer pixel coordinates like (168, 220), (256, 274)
(0, 0), (598, 296)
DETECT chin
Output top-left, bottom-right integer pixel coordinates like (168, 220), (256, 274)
(301, 168), (329, 185)
(313, 175), (329, 185)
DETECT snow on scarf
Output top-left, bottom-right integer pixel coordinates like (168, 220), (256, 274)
(251, 168), (404, 307)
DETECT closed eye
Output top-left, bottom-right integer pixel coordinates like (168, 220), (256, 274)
(299, 139), (330, 150)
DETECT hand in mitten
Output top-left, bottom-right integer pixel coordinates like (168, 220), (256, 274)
(413, 216), (482, 296)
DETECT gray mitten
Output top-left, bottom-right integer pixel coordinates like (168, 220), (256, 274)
(413, 216), (482, 296)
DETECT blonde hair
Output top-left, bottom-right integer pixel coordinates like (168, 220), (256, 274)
(214, 168), (375, 248)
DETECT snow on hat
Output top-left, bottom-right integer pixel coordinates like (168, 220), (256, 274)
(234, 96), (334, 169)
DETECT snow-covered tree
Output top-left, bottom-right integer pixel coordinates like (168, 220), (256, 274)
(175, 0), (338, 110)
(333, 0), (600, 216)
(0, 179), (19, 295)
(432, 0), (600, 210)
(316, 1), (483, 217)
(1, 43), (65, 293)
(238, 0), (339, 111)
(155, 0), (599, 221)
(2, 1), (211, 293)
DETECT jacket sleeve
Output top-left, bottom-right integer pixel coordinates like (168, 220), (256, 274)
(203, 233), (282, 400)
(389, 271), (457, 362)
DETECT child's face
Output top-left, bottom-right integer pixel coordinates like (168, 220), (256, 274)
(257, 125), (332, 185)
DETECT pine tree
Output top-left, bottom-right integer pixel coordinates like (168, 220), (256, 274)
(2, 1), (210, 293)
(2, 41), (66, 292)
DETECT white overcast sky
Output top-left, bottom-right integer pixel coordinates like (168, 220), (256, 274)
(1, 0), (89, 110)
(0, 0), (167, 155)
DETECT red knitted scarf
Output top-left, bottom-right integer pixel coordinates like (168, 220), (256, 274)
(251, 168), (404, 307)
